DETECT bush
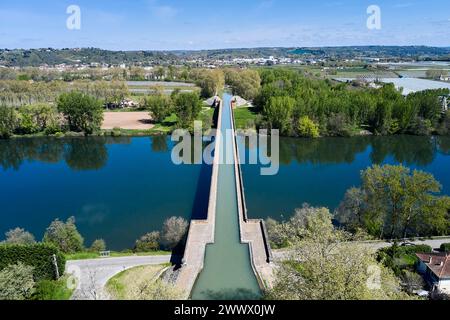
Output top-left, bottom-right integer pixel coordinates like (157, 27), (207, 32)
(297, 116), (320, 138)
(135, 232), (160, 252)
(440, 243), (450, 252)
(89, 239), (106, 252)
(43, 216), (84, 254)
(32, 277), (73, 300)
(0, 262), (35, 300)
(377, 244), (432, 276)
(0, 243), (65, 281)
(326, 113), (353, 137)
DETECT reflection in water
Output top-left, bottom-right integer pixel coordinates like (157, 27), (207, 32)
(437, 136), (450, 155)
(151, 135), (168, 152)
(241, 135), (450, 221)
(0, 136), (208, 250)
(0, 137), (133, 171)
(245, 135), (440, 167)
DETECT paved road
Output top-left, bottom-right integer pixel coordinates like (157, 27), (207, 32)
(66, 255), (171, 300)
(273, 238), (450, 261)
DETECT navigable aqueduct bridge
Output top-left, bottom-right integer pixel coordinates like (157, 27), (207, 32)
(176, 93), (274, 299)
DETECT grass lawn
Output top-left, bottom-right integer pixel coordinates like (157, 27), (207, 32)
(106, 264), (169, 300)
(65, 250), (171, 261)
(233, 106), (259, 129)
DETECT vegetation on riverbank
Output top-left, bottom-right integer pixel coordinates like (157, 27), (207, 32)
(265, 206), (415, 300)
(228, 68), (450, 137)
(106, 264), (182, 300)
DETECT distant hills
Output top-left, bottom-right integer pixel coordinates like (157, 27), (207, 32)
(1, 46), (449, 67)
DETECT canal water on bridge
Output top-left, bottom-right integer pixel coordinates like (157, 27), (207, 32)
(191, 93), (261, 300)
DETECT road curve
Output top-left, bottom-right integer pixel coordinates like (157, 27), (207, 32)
(66, 255), (171, 300)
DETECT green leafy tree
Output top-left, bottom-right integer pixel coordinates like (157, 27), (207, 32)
(43, 217), (84, 254)
(57, 91), (103, 134)
(174, 92), (202, 129)
(89, 239), (106, 252)
(0, 105), (18, 138)
(0, 262), (35, 300)
(337, 164), (450, 239)
(144, 94), (173, 123)
(263, 96), (295, 135)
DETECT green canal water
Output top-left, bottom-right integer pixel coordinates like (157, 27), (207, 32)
(190, 93), (261, 300)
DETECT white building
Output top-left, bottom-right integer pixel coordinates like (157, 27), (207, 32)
(416, 253), (450, 294)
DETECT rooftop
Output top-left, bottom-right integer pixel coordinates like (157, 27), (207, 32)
(416, 253), (450, 279)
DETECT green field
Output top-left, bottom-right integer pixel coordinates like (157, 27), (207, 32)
(233, 106), (259, 129)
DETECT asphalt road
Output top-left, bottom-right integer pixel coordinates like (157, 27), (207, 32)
(272, 238), (450, 261)
(66, 255), (171, 300)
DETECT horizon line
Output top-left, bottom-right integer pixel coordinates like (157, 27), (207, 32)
(2, 44), (450, 53)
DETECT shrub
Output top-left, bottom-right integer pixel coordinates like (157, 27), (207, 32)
(43, 216), (84, 254)
(0, 262), (35, 300)
(89, 239), (106, 253)
(0, 243), (65, 281)
(297, 116), (320, 138)
(3, 228), (36, 245)
(32, 277), (73, 300)
(135, 232), (160, 252)
(326, 113), (353, 137)
(440, 243), (450, 253)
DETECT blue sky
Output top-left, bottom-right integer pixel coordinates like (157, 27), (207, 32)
(0, 0), (449, 50)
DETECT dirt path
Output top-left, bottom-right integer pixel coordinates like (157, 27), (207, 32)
(102, 112), (154, 130)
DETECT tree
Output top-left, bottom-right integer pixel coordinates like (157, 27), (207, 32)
(174, 93), (202, 129)
(337, 164), (450, 239)
(266, 207), (410, 300)
(89, 239), (106, 252)
(225, 69), (261, 101)
(135, 232), (161, 252)
(197, 69), (224, 98)
(297, 116), (320, 138)
(0, 105), (18, 138)
(43, 217), (84, 253)
(0, 262), (35, 300)
(57, 91), (103, 134)
(161, 217), (188, 250)
(4, 228), (36, 245)
(335, 187), (366, 232)
(263, 96), (295, 135)
(145, 94), (173, 123)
